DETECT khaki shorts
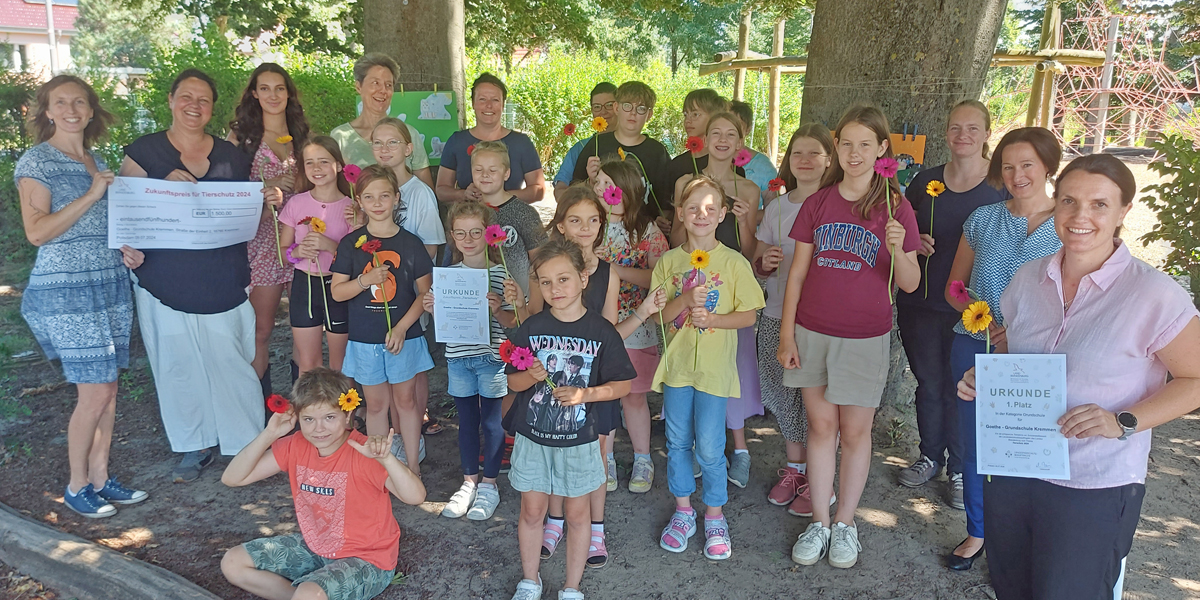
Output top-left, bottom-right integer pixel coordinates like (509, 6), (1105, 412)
(782, 324), (888, 408)
(508, 435), (605, 498)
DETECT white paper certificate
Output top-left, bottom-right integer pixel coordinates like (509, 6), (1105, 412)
(975, 354), (1070, 480)
(432, 267), (491, 346)
(107, 177), (263, 250)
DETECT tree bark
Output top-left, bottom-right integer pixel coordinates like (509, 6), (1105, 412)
(802, 0), (1008, 167)
(363, 0), (467, 127)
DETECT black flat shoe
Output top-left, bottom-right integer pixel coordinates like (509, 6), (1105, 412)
(946, 538), (984, 571)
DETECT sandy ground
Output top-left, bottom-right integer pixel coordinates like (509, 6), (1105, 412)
(0, 162), (1197, 600)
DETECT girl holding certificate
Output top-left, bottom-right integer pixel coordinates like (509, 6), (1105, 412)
(957, 154), (1200, 600)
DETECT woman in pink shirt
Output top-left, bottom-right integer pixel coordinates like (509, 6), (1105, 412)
(958, 154), (1200, 600)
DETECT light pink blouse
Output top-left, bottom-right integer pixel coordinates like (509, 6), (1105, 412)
(278, 191), (356, 275)
(1001, 240), (1198, 490)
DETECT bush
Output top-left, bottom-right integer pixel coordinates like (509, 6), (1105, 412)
(1142, 134), (1200, 307)
(0, 71), (41, 158)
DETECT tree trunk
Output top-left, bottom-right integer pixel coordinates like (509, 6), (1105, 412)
(363, 0), (467, 128)
(802, 0), (1008, 167)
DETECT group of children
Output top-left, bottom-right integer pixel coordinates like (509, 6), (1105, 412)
(220, 77), (924, 600)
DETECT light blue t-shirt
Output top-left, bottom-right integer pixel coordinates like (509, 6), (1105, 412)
(554, 138), (588, 185)
(743, 150), (777, 206)
(955, 202), (1062, 340)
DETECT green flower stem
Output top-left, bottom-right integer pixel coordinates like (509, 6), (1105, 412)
(923, 196), (935, 299)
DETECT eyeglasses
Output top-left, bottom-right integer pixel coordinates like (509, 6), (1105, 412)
(621, 103), (649, 115)
(451, 228), (485, 241)
(591, 101), (616, 112)
(371, 139), (405, 150)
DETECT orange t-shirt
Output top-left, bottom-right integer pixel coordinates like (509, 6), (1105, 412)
(272, 430), (401, 570)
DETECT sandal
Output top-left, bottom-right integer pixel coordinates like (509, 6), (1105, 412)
(586, 530), (608, 569)
(541, 520), (564, 559)
(703, 516), (732, 560)
(659, 509), (696, 554)
(422, 414), (444, 435)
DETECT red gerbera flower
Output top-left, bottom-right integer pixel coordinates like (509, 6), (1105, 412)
(684, 136), (704, 154)
(563, 123), (576, 136)
(467, 144), (475, 156)
(297, 216), (313, 226)
(361, 239), (382, 254)
(767, 178), (785, 192)
(266, 394), (290, 414)
(499, 339), (515, 363)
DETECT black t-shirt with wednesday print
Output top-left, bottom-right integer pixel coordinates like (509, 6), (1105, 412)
(570, 132), (671, 218)
(505, 309), (635, 447)
(330, 225), (433, 343)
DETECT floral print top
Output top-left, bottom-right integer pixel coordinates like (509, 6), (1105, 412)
(597, 219), (669, 349)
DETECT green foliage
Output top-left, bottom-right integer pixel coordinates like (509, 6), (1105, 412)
(75, 0), (175, 69)
(275, 48), (358, 136)
(468, 49), (803, 176)
(1141, 134), (1200, 306)
(0, 71), (40, 157)
(163, 0), (360, 56)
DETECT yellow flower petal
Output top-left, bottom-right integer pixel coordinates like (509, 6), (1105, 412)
(338, 388), (361, 412)
(355, 235), (367, 248)
(689, 249), (710, 271)
(926, 180), (946, 198)
(276, 135), (293, 144)
(592, 116), (607, 133)
(961, 301), (993, 334)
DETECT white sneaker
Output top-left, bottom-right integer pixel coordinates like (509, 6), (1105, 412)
(558, 588), (584, 600)
(791, 522), (831, 565)
(828, 521), (862, 569)
(441, 480), (476, 518)
(466, 483), (500, 520)
(510, 578), (543, 600)
(606, 455), (617, 492)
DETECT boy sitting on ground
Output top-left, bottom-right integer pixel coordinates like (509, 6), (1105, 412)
(220, 367), (426, 600)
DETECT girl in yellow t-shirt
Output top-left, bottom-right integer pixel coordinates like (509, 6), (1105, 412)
(650, 176), (765, 561)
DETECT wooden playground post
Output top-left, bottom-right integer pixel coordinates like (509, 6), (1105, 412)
(733, 7), (753, 101)
(1027, 1), (1063, 128)
(768, 18), (785, 164)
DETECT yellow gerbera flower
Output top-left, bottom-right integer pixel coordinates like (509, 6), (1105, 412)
(961, 301), (993, 334)
(276, 135), (293, 144)
(926, 180), (946, 197)
(591, 116), (607, 132)
(310, 217), (327, 234)
(338, 388), (362, 412)
(617, 147), (627, 161)
(689, 248), (710, 271)
(355, 235), (367, 248)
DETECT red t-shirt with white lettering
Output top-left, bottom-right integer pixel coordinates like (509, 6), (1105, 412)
(789, 184), (920, 339)
(272, 430), (400, 570)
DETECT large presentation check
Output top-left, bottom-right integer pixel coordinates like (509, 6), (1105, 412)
(975, 353), (1070, 480)
(107, 177), (263, 250)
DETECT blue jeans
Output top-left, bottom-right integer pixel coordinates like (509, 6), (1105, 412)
(454, 394), (505, 478)
(663, 385), (729, 508)
(951, 333), (988, 538)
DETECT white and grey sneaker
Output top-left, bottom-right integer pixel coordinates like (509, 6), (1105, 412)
(948, 473), (965, 510)
(390, 435), (427, 466)
(727, 453), (751, 488)
(510, 577), (543, 600)
(828, 521), (862, 569)
(467, 483), (500, 520)
(898, 455), (939, 488)
(628, 456), (654, 493)
(791, 522), (831, 565)
(442, 480), (476, 518)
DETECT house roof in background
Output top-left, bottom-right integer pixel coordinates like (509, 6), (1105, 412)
(0, 0), (79, 34)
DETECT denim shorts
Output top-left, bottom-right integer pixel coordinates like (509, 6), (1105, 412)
(447, 354), (507, 399)
(343, 337), (434, 386)
(243, 533), (394, 600)
(508, 435), (605, 498)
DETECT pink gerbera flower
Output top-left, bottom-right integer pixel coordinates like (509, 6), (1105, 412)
(603, 186), (622, 206)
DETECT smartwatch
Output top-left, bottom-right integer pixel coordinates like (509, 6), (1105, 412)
(1116, 411), (1138, 441)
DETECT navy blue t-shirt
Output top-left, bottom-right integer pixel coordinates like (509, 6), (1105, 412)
(440, 129), (542, 191)
(897, 164), (1009, 312)
(124, 131), (253, 314)
(329, 226), (434, 344)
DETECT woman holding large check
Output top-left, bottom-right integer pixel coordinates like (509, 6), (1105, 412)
(958, 154), (1200, 599)
(118, 68), (267, 483)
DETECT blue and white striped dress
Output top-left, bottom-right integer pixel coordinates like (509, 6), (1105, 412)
(16, 143), (132, 383)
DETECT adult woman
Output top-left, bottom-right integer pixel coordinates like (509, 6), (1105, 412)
(895, 100), (1006, 508)
(329, 53), (433, 188)
(16, 75), (146, 517)
(435, 73), (546, 205)
(228, 62), (310, 394)
(958, 154), (1200, 599)
(941, 127), (1063, 570)
(119, 69), (265, 483)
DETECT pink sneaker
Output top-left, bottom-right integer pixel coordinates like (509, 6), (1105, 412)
(788, 485), (836, 518)
(768, 467), (807, 506)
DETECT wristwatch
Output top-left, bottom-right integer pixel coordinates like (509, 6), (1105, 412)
(1116, 411), (1138, 441)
